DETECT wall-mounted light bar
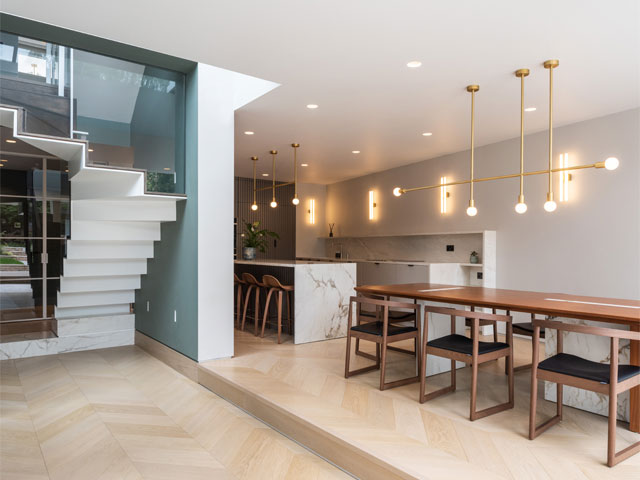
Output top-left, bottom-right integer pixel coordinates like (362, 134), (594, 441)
(368, 190), (376, 220)
(440, 176), (447, 213)
(308, 198), (315, 224)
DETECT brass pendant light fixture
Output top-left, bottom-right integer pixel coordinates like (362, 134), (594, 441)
(250, 156), (259, 211)
(270, 150), (278, 208)
(466, 85), (479, 217)
(515, 68), (529, 214)
(392, 59), (620, 215)
(291, 143), (300, 205)
(543, 59), (559, 213)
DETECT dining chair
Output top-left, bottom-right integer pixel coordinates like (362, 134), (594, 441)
(465, 305), (499, 342)
(240, 272), (265, 335)
(234, 273), (245, 327)
(529, 318), (640, 467)
(345, 296), (421, 391)
(420, 306), (514, 421)
(355, 293), (418, 361)
(260, 274), (294, 344)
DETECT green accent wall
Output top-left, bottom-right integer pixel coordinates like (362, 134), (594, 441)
(134, 68), (198, 360)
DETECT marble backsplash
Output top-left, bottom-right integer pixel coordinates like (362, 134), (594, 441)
(544, 317), (631, 421)
(325, 233), (483, 263)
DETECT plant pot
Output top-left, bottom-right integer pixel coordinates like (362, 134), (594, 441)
(243, 247), (256, 260)
(470, 254), (479, 264)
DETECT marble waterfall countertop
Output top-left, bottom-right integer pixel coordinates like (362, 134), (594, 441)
(295, 256), (482, 267)
(234, 259), (356, 344)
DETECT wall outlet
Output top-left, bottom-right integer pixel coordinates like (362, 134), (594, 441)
(446, 245), (454, 252)
(477, 272), (483, 280)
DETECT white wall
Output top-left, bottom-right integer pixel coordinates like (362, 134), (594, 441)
(295, 183), (327, 258)
(326, 109), (640, 300)
(197, 64), (277, 361)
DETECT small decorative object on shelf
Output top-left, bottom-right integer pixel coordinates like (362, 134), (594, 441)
(470, 251), (480, 264)
(328, 223), (335, 237)
(242, 221), (279, 260)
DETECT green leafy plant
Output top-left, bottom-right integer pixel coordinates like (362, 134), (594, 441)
(471, 251), (478, 256)
(242, 221), (279, 253)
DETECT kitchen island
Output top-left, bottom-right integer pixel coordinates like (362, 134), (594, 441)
(234, 259), (356, 344)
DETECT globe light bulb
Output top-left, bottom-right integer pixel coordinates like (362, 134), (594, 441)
(515, 202), (527, 214)
(270, 201), (277, 208)
(292, 197), (299, 205)
(466, 206), (477, 217)
(543, 200), (557, 212)
(393, 187), (402, 197)
(251, 203), (258, 211)
(604, 157), (619, 171)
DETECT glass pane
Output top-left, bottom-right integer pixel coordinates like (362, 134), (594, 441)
(46, 240), (66, 278)
(0, 155), (45, 197)
(0, 278), (44, 321)
(0, 196), (42, 237)
(43, 200), (70, 238)
(45, 159), (70, 198)
(0, 239), (43, 280)
(73, 51), (185, 194)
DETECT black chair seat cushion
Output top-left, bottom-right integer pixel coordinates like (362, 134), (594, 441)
(513, 322), (546, 338)
(427, 334), (509, 356)
(350, 321), (417, 336)
(538, 353), (640, 384)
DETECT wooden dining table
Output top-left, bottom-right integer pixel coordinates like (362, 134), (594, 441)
(355, 283), (640, 433)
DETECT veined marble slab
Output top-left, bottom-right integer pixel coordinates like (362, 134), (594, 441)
(55, 314), (134, 336)
(544, 317), (631, 421)
(294, 262), (356, 344)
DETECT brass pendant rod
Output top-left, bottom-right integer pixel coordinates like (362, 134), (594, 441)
(251, 156), (257, 205)
(398, 161), (603, 195)
(292, 143), (299, 199)
(515, 69), (529, 197)
(544, 60), (559, 198)
(270, 150), (277, 203)
(467, 85), (478, 203)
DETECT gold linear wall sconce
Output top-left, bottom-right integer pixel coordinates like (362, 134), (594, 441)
(392, 59), (620, 215)
(440, 176), (450, 213)
(308, 198), (315, 224)
(369, 190), (377, 220)
(559, 153), (571, 202)
(250, 156), (259, 211)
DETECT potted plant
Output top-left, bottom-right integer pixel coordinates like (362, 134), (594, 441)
(470, 251), (480, 264)
(241, 221), (279, 260)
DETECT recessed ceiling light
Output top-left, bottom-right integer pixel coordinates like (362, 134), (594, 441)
(163, 168), (171, 171)
(407, 61), (422, 68)
(524, 107), (536, 112)
(352, 150), (360, 154)
(422, 132), (433, 136)
(306, 104), (318, 109)
(88, 148), (94, 152)
(244, 131), (254, 135)
(262, 173), (269, 176)
(301, 163), (308, 167)
(5, 139), (16, 144)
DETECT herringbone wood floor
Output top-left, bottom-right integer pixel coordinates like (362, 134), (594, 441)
(201, 330), (640, 480)
(0, 346), (351, 480)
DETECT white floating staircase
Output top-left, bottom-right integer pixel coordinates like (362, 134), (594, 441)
(0, 106), (184, 358)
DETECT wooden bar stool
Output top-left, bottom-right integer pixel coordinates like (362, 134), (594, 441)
(529, 318), (640, 467)
(420, 306), (514, 421)
(234, 273), (245, 328)
(355, 293), (418, 361)
(260, 275), (293, 344)
(345, 296), (421, 391)
(240, 273), (265, 335)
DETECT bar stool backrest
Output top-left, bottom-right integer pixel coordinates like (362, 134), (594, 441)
(234, 273), (242, 284)
(262, 274), (284, 289)
(242, 272), (259, 285)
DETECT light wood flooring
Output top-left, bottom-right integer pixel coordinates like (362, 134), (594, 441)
(200, 330), (640, 480)
(0, 345), (351, 480)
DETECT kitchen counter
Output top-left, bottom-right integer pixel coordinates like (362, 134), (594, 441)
(296, 257), (483, 267)
(234, 259), (356, 344)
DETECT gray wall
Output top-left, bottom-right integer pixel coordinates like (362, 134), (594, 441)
(326, 109), (640, 300)
(135, 69), (198, 360)
(235, 177), (295, 260)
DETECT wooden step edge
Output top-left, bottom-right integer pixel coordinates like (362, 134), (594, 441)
(197, 365), (416, 480)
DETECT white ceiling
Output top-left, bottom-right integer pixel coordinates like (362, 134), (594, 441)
(3, 0), (639, 184)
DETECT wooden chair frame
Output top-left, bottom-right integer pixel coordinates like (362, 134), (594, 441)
(260, 275), (293, 344)
(234, 274), (245, 328)
(529, 319), (640, 467)
(355, 293), (418, 361)
(240, 273), (264, 335)
(420, 306), (514, 421)
(345, 296), (422, 391)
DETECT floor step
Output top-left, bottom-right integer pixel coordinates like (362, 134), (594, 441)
(66, 240), (154, 260)
(55, 303), (131, 319)
(71, 220), (161, 241)
(62, 258), (147, 277)
(72, 199), (176, 222)
(57, 289), (134, 308)
(59, 275), (140, 293)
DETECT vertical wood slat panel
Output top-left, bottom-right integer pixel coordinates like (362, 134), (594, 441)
(235, 176), (296, 260)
